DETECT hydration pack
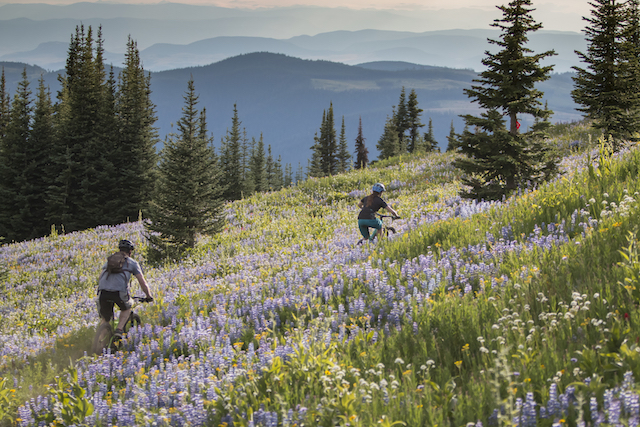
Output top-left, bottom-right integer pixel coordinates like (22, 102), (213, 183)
(105, 252), (128, 276)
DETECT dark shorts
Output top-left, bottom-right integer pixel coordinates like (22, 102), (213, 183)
(98, 290), (133, 321)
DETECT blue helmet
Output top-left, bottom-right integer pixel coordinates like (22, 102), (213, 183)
(372, 183), (386, 193)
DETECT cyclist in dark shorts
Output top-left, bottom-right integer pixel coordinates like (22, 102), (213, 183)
(97, 239), (153, 338)
(357, 183), (399, 242)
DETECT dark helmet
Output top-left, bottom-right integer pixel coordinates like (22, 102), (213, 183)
(118, 239), (135, 252)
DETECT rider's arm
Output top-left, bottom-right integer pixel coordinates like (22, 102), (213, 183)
(385, 205), (399, 218)
(135, 273), (153, 299)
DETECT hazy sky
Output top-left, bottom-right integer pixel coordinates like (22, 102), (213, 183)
(0, 0), (593, 32)
(2, 0), (592, 13)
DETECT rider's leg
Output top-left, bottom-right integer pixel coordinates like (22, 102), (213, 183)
(115, 293), (134, 332)
(358, 220), (371, 240)
(116, 308), (132, 331)
(369, 218), (383, 241)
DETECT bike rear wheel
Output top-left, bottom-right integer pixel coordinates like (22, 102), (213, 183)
(92, 322), (114, 355)
(128, 313), (141, 330)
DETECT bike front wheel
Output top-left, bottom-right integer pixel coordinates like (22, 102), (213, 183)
(92, 322), (114, 355)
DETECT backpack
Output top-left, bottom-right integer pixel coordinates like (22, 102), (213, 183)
(105, 252), (128, 277)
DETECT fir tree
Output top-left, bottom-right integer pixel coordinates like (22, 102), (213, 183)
(308, 130), (324, 178)
(424, 118), (438, 152)
(407, 89), (424, 152)
(146, 78), (224, 259)
(318, 103), (338, 176)
(354, 117), (369, 169)
(572, 0), (640, 146)
(295, 162), (305, 184)
(446, 120), (459, 152)
(48, 25), (111, 231)
(23, 76), (56, 239)
(393, 87), (409, 145)
(249, 134), (267, 192)
(337, 116), (351, 173)
(220, 104), (243, 200)
(0, 68), (9, 143)
(377, 115), (401, 160)
(454, 0), (559, 200)
(0, 70), (32, 241)
(115, 36), (159, 221)
(283, 163), (293, 187)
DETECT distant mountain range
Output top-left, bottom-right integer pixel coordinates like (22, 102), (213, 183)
(0, 28), (586, 74)
(0, 52), (581, 167)
(0, 2), (588, 73)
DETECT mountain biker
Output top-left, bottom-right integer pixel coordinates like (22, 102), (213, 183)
(357, 183), (399, 242)
(97, 239), (153, 339)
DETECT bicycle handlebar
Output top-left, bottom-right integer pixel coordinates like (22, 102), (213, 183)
(133, 296), (154, 303)
(376, 213), (401, 220)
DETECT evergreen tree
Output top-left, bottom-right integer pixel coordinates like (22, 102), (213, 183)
(240, 129), (254, 196)
(317, 103), (338, 176)
(424, 118), (438, 152)
(446, 120), (459, 152)
(115, 36), (159, 221)
(47, 25), (112, 231)
(0, 70), (32, 241)
(354, 117), (369, 169)
(376, 115), (401, 160)
(0, 68), (9, 142)
(407, 89), (424, 152)
(294, 162), (305, 184)
(272, 155), (284, 190)
(23, 76), (56, 239)
(393, 87), (409, 145)
(337, 116), (351, 173)
(220, 104), (243, 200)
(308, 129), (324, 178)
(454, 0), (559, 200)
(283, 163), (293, 187)
(249, 134), (267, 192)
(146, 78), (224, 259)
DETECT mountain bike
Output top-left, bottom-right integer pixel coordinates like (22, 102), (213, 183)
(92, 296), (152, 355)
(357, 213), (400, 245)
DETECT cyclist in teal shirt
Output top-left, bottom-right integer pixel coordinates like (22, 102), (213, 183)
(357, 183), (399, 242)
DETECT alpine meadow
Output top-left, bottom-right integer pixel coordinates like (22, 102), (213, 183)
(5, 0), (640, 426)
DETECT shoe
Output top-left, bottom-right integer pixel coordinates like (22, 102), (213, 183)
(114, 328), (124, 339)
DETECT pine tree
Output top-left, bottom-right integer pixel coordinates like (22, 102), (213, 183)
(319, 103), (338, 176)
(220, 104), (243, 200)
(23, 76), (56, 239)
(407, 89), (424, 152)
(115, 36), (159, 221)
(572, 0), (635, 148)
(337, 116), (351, 173)
(0, 68), (9, 142)
(393, 87), (409, 146)
(294, 162), (305, 184)
(446, 120), (459, 152)
(354, 117), (369, 169)
(146, 78), (224, 259)
(48, 25), (111, 231)
(0, 69), (32, 241)
(240, 128), (254, 196)
(249, 134), (267, 192)
(283, 163), (293, 187)
(453, 0), (559, 200)
(424, 118), (438, 152)
(377, 115), (401, 160)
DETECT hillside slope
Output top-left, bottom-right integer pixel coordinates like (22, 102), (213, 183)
(2, 125), (640, 425)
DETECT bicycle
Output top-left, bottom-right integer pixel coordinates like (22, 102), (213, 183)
(357, 213), (400, 245)
(92, 296), (152, 355)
